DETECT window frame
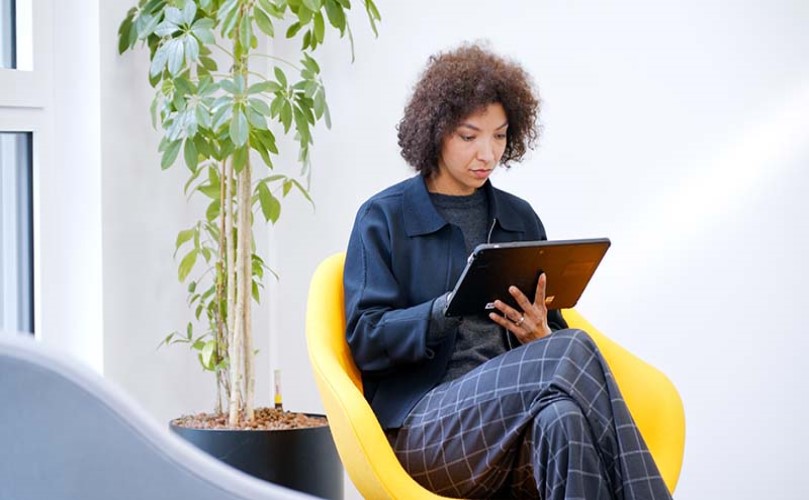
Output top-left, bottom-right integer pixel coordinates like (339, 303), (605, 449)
(0, 0), (53, 336)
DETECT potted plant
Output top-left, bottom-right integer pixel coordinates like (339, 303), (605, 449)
(117, 0), (380, 497)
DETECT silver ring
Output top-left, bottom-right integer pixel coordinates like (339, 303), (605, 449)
(514, 315), (525, 327)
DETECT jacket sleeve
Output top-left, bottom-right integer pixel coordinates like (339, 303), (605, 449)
(344, 201), (437, 373)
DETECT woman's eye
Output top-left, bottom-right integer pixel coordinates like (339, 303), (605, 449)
(460, 135), (475, 142)
(495, 133), (507, 140)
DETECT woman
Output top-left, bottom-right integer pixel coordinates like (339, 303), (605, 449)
(344, 43), (671, 500)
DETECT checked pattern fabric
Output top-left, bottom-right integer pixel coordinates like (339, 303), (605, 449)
(388, 329), (672, 500)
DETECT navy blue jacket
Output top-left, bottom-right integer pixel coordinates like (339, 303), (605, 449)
(344, 175), (566, 428)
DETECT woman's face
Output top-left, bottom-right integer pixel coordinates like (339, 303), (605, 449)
(428, 102), (508, 196)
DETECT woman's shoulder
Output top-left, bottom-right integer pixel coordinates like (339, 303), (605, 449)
(488, 183), (536, 215)
(358, 176), (421, 212)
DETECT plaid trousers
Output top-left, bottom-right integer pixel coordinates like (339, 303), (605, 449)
(388, 329), (672, 500)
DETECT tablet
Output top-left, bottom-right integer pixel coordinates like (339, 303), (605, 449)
(444, 238), (611, 317)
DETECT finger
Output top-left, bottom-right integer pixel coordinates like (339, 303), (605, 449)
(508, 285), (534, 314)
(534, 273), (547, 306)
(492, 299), (521, 323)
(488, 311), (526, 336)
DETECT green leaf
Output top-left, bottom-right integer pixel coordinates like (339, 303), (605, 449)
(233, 145), (249, 172)
(252, 280), (261, 303)
(286, 21), (302, 39)
(323, 0), (345, 32)
(257, 181), (281, 223)
(301, 53), (321, 74)
(229, 108), (249, 146)
(313, 12), (325, 43)
(164, 6), (184, 25)
(248, 80), (283, 94)
(221, 6), (239, 37)
(183, 138), (199, 171)
(136, 13), (161, 38)
(206, 199), (221, 221)
(274, 67), (288, 87)
(220, 78), (239, 94)
(248, 98), (272, 116)
(250, 135), (273, 167)
(182, 1), (197, 25)
(199, 55), (217, 71)
(184, 35), (200, 64)
(193, 135), (211, 159)
(217, 0), (238, 22)
(198, 183), (221, 199)
(166, 38), (185, 76)
(256, 129), (279, 154)
(175, 228), (195, 250)
(254, 8), (275, 37)
(178, 249), (198, 281)
(161, 140), (183, 169)
(117, 15), (135, 54)
(150, 43), (169, 77)
(259, 0), (285, 17)
(302, 0), (322, 11)
(313, 88), (326, 119)
(364, 0), (381, 36)
(239, 14), (252, 49)
(270, 95), (284, 117)
(201, 340), (216, 368)
(246, 107), (268, 129)
(280, 100), (293, 132)
(191, 18), (216, 43)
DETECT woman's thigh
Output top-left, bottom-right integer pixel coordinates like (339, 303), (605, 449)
(390, 329), (615, 497)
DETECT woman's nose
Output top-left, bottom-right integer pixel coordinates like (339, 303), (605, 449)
(477, 140), (495, 162)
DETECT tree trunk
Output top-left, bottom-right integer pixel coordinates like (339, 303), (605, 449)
(227, 158), (242, 426)
(242, 159), (255, 422)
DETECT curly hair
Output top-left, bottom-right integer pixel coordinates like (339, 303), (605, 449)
(397, 43), (541, 175)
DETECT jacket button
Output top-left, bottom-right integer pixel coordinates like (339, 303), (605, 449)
(425, 348), (435, 359)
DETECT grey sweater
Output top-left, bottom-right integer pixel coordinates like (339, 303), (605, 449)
(427, 189), (510, 383)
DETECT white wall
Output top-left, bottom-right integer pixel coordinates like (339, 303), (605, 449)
(90, 0), (809, 498)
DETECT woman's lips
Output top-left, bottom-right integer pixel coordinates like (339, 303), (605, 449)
(471, 169), (492, 180)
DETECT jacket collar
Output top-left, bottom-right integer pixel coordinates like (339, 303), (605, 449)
(402, 175), (527, 237)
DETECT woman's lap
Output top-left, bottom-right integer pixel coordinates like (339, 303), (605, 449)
(389, 329), (670, 499)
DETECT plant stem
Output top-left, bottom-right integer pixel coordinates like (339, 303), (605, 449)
(226, 155), (242, 426)
(242, 157), (255, 422)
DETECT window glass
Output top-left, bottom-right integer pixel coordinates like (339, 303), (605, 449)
(0, 0), (15, 69)
(1, 132), (33, 333)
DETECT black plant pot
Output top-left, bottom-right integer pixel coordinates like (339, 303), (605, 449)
(170, 415), (343, 499)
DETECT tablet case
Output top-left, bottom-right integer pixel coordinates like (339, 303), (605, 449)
(444, 238), (611, 317)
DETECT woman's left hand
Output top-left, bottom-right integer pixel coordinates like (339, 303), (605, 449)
(489, 273), (552, 343)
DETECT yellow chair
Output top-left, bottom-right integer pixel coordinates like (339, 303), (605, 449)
(305, 253), (685, 499)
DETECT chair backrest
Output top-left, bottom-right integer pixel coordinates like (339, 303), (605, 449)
(305, 253), (685, 497)
(0, 333), (312, 500)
